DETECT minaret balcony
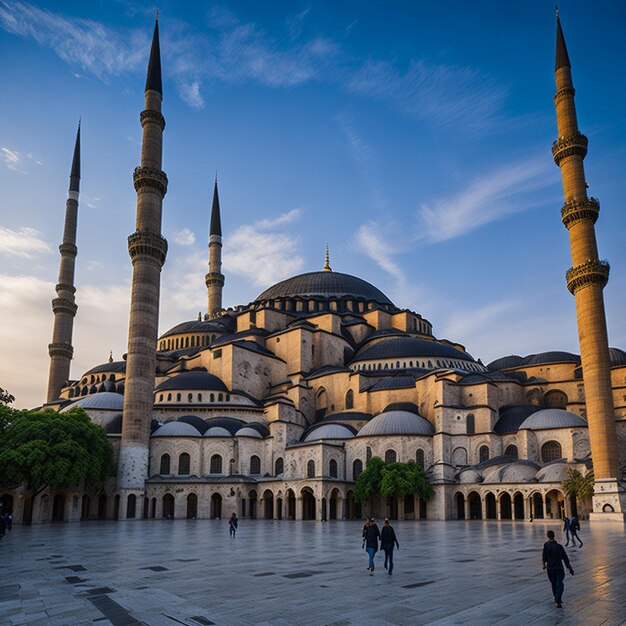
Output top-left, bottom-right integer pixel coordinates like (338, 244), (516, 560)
(566, 259), (610, 294)
(561, 197), (600, 228)
(140, 109), (166, 130)
(51, 297), (78, 316)
(552, 131), (588, 165)
(59, 242), (78, 257)
(553, 86), (575, 105)
(205, 271), (225, 287)
(128, 230), (168, 266)
(133, 166), (168, 197)
(48, 342), (74, 360)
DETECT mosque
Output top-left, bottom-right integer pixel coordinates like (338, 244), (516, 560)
(4, 14), (626, 524)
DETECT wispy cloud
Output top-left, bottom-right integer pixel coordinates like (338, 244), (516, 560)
(0, 226), (51, 258)
(179, 81), (204, 109)
(0, 1), (147, 80)
(355, 221), (405, 283)
(418, 156), (554, 243)
(174, 228), (196, 246)
(224, 209), (305, 287)
(1, 147), (23, 172)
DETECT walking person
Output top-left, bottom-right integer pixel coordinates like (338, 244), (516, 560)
(569, 516), (583, 547)
(228, 512), (238, 537)
(364, 517), (380, 575)
(6, 513), (12, 532)
(562, 515), (571, 546)
(542, 530), (574, 608)
(380, 518), (399, 575)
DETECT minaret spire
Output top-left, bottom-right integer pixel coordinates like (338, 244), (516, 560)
(118, 16), (168, 510)
(323, 243), (332, 272)
(552, 11), (625, 519)
(206, 174), (225, 318)
(46, 121), (81, 403)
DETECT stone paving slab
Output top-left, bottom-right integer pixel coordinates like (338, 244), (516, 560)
(0, 519), (625, 625)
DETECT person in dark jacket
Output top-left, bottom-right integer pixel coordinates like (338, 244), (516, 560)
(562, 516), (571, 546)
(569, 516), (583, 547)
(542, 529), (574, 608)
(364, 517), (380, 575)
(380, 518), (399, 575)
(228, 512), (238, 537)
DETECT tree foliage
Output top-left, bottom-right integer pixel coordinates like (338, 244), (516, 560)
(561, 467), (594, 503)
(0, 407), (115, 496)
(355, 457), (433, 502)
(380, 461), (434, 501)
(0, 387), (15, 405)
(355, 456), (385, 502)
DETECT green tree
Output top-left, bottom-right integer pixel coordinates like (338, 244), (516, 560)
(0, 387), (15, 405)
(355, 456), (385, 503)
(561, 468), (594, 504)
(0, 407), (115, 497)
(380, 461), (434, 501)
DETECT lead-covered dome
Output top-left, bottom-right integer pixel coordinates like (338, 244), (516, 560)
(353, 337), (476, 365)
(357, 410), (435, 437)
(151, 421), (202, 437)
(61, 392), (124, 412)
(155, 371), (228, 392)
(303, 423), (357, 442)
(255, 271), (393, 306)
(519, 408), (587, 430)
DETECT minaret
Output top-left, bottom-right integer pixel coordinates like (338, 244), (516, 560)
(552, 12), (625, 518)
(205, 175), (224, 318)
(46, 122), (81, 403)
(118, 17), (168, 505)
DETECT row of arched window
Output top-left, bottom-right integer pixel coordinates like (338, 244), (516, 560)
(158, 453), (287, 477)
(80, 373), (117, 385)
(352, 359), (482, 372)
(306, 459), (339, 478)
(69, 380), (123, 398)
(462, 441), (561, 466)
(159, 334), (219, 352)
(157, 392), (231, 403)
(354, 449), (426, 481)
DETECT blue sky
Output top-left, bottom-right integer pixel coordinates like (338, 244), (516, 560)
(1, 1), (625, 407)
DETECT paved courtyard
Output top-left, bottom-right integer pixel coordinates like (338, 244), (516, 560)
(1, 519), (625, 626)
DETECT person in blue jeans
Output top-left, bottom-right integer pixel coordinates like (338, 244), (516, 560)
(381, 518), (399, 575)
(562, 516), (571, 545)
(363, 517), (380, 575)
(542, 529), (574, 608)
(228, 512), (238, 537)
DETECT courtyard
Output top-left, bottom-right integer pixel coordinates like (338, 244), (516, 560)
(1, 519), (625, 626)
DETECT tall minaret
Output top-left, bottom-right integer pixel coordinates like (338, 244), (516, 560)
(552, 12), (624, 518)
(118, 17), (168, 506)
(205, 175), (224, 318)
(46, 122), (81, 403)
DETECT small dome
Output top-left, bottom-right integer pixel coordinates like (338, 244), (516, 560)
(482, 461), (539, 484)
(177, 415), (210, 434)
(353, 337), (475, 365)
(155, 371), (228, 392)
(523, 351), (580, 366)
(159, 317), (234, 340)
(609, 347), (626, 367)
(494, 405), (540, 434)
(369, 376), (416, 391)
(203, 417), (245, 435)
(519, 408), (587, 430)
(457, 468), (483, 484)
(358, 410), (434, 437)
(236, 427), (262, 438)
(303, 423), (356, 442)
(151, 421), (202, 437)
(536, 462), (571, 483)
(84, 361), (127, 375)
(204, 426), (232, 437)
(486, 355), (524, 371)
(61, 392), (124, 412)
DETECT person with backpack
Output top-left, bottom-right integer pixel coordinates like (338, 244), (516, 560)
(363, 517), (380, 575)
(542, 529), (574, 608)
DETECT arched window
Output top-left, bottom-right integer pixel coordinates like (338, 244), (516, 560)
(210, 393), (215, 402)
(185, 337), (190, 348)
(466, 414), (475, 435)
(275, 457), (284, 475)
(159, 393), (163, 401)
(191, 336), (195, 347)
(307, 460), (315, 478)
(353, 459), (363, 480)
(345, 389), (354, 410)
(188, 393), (193, 402)
(218, 393), (223, 402)
(329, 459), (338, 478)
(416, 449), (425, 469)
(479, 445), (489, 463)
(127, 494), (136, 519)
(210, 454), (222, 474)
(541, 441), (562, 462)
(178, 453), (191, 475)
(504, 444), (518, 459)
(197, 393), (202, 401)
(385, 449), (397, 464)
(167, 393), (172, 401)
(366, 447), (372, 462)
(176, 393), (181, 402)
(160, 454), (170, 474)
(250, 455), (261, 475)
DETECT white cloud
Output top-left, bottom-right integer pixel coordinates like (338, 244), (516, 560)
(179, 80), (204, 109)
(418, 156), (554, 243)
(355, 221), (405, 283)
(2, 147), (25, 172)
(174, 228), (196, 246)
(223, 210), (304, 287)
(0, 226), (51, 258)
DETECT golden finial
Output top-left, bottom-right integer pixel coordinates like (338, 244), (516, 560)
(323, 243), (332, 272)
(108, 351), (113, 363)
(555, 5), (559, 19)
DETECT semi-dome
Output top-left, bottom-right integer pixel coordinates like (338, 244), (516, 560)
(369, 375), (416, 391)
(536, 462), (570, 482)
(151, 421), (202, 437)
(203, 417), (245, 435)
(61, 391), (124, 412)
(519, 408), (587, 430)
(255, 271), (393, 306)
(236, 427), (263, 438)
(159, 317), (234, 340)
(357, 410), (435, 437)
(155, 371), (228, 392)
(204, 426), (232, 437)
(177, 415), (210, 434)
(486, 355), (524, 371)
(523, 351), (580, 366)
(84, 361), (127, 375)
(609, 347), (626, 367)
(494, 405), (540, 434)
(353, 337), (476, 365)
(303, 423), (357, 442)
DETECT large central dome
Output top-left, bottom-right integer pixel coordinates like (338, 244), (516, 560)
(254, 271), (394, 306)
